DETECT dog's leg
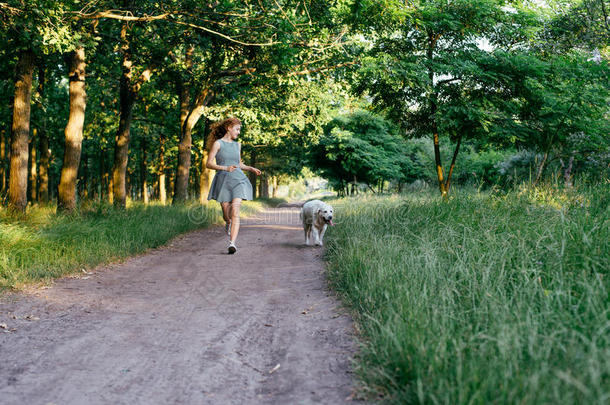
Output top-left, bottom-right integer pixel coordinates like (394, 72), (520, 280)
(318, 224), (328, 246)
(306, 223), (314, 245)
(304, 223), (310, 245)
(313, 226), (321, 246)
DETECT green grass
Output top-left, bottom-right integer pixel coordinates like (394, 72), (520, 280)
(0, 198), (270, 291)
(324, 184), (609, 404)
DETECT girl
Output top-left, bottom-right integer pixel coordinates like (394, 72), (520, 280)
(206, 117), (261, 254)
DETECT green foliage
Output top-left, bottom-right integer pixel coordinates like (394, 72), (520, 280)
(481, 51), (610, 183)
(0, 1), (607, 199)
(449, 144), (513, 187)
(344, 0), (547, 195)
(309, 110), (427, 191)
(539, 0), (610, 54)
(513, 53), (609, 152)
(1, 0), (94, 55)
(0, 0), (354, 205)
(350, 0), (537, 137)
(325, 185), (610, 403)
(345, 0), (608, 193)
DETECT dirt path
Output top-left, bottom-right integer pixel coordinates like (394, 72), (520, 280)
(0, 208), (356, 405)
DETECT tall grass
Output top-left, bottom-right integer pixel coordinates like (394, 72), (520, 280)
(325, 184), (609, 404)
(0, 199), (266, 291)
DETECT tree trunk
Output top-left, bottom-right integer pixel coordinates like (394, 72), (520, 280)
(28, 130), (37, 202)
(173, 45), (194, 204)
(258, 174), (269, 198)
(33, 64), (49, 204)
(444, 135), (462, 193)
(197, 119), (212, 204)
(249, 149), (257, 199)
(111, 74), (137, 208)
(58, 47), (87, 212)
(169, 171), (175, 201)
(199, 149), (213, 204)
(159, 172), (166, 204)
(108, 170), (114, 204)
(158, 133), (167, 204)
(427, 32), (447, 198)
(174, 83), (192, 203)
(432, 122), (447, 197)
(174, 91), (211, 204)
(126, 168), (132, 200)
(8, 49), (35, 212)
(533, 150), (549, 187)
(141, 137), (148, 204)
(38, 132), (49, 203)
(112, 23), (152, 209)
(1, 130), (6, 194)
(271, 176), (278, 198)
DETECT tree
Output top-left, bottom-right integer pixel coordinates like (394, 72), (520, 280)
(349, 0), (539, 196)
(57, 47), (87, 211)
(1, 1), (95, 211)
(170, 0), (351, 203)
(495, 52), (610, 185)
(111, 16), (158, 208)
(309, 110), (423, 194)
(32, 64), (51, 204)
(8, 49), (35, 212)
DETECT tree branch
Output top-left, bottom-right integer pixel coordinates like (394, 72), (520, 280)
(0, 2), (22, 14)
(73, 9), (278, 47)
(72, 10), (171, 21)
(171, 18), (278, 47)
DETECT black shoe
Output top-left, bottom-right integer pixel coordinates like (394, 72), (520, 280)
(228, 242), (237, 254)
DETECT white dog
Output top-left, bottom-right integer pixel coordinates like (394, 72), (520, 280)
(300, 200), (334, 246)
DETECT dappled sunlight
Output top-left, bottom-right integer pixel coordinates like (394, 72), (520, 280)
(517, 184), (591, 211)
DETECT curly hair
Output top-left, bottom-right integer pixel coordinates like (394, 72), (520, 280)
(206, 117), (242, 151)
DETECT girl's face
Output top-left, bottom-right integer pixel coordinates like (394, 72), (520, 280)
(227, 124), (241, 140)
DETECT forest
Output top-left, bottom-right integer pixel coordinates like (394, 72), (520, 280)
(0, 0), (607, 211)
(0, 1), (609, 403)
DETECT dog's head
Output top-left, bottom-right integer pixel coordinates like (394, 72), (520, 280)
(317, 204), (334, 226)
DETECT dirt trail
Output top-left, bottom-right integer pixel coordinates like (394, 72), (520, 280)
(0, 207), (356, 405)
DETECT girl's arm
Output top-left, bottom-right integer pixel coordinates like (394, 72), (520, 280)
(206, 141), (237, 172)
(238, 143), (262, 175)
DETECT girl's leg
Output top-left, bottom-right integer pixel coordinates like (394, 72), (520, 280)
(221, 202), (232, 225)
(229, 198), (242, 243)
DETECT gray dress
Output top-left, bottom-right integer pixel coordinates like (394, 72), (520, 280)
(207, 140), (254, 202)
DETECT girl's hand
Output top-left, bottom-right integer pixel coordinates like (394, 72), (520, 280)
(226, 165), (238, 172)
(252, 167), (262, 176)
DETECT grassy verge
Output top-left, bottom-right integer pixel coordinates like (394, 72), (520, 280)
(0, 198), (275, 292)
(325, 184), (609, 404)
